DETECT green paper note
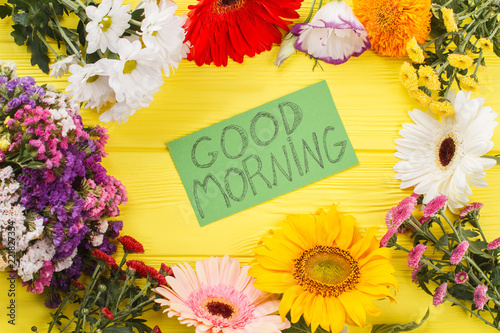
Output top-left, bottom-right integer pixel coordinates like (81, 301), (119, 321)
(167, 81), (358, 226)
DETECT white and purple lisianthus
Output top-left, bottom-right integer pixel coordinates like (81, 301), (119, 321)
(290, 0), (370, 65)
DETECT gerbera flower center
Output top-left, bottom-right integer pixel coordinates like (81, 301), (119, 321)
(213, 0), (245, 14)
(203, 298), (237, 319)
(100, 16), (112, 32)
(293, 245), (360, 297)
(438, 136), (456, 167)
(123, 60), (138, 74)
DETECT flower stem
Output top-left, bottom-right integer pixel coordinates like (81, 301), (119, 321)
(444, 297), (498, 329)
(304, 0), (317, 23)
(465, 256), (500, 299)
(36, 31), (60, 58)
(49, 3), (85, 64)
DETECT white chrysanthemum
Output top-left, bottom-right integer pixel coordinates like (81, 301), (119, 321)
(99, 94), (155, 123)
(107, 39), (163, 103)
(66, 62), (114, 110)
(394, 90), (498, 213)
(85, 0), (131, 53)
(49, 55), (79, 78)
(140, 0), (187, 76)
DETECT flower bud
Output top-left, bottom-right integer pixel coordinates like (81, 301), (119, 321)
(98, 284), (107, 292)
(81, 308), (89, 316)
(274, 32), (297, 67)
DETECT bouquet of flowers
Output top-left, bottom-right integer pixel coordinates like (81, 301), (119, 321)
(0, 60), (127, 308)
(382, 194), (500, 331)
(32, 235), (169, 333)
(0, 0), (188, 123)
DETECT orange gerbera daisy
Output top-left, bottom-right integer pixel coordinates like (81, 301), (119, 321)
(353, 0), (432, 57)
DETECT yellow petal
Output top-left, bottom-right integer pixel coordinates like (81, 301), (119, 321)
(254, 251), (293, 271)
(326, 297), (346, 333)
(335, 215), (357, 249)
(338, 291), (367, 327)
(278, 285), (303, 321)
(349, 227), (379, 259)
(290, 290), (310, 323)
(248, 265), (296, 293)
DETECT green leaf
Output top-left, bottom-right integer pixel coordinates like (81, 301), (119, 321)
(435, 233), (448, 250)
(103, 326), (133, 333)
(449, 284), (474, 302)
(30, 34), (50, 73)
(25, 161), (46, 169)
(0, 4), (12, 18)
(283, 316), (333, 333)
(468, 240), (495, 259)
(371, 308), (430, 333)
(10, 24), (27, 46)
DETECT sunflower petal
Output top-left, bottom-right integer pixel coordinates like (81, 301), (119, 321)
(338, 291), (367, 327)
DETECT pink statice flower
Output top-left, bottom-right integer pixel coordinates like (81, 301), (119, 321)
(154, 255), (290, 333)
(474, 285), (489, 310)
(380, 228), (397, 247)
(423, 195), (447, 220)
(459, 202), (484, 219)
(455, 272), (468, 284)
(408, 243), (427, 268)
(450, 241), (469, 265)
(290, 1), (370, 65)
(487, 236), (500, 250)
(433, 282), (448, 306)
(24, 261), (55, 294)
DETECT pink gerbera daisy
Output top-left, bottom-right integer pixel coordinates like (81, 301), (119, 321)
(154, 255), (290, 333)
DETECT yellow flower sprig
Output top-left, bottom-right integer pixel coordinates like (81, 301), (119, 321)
(400, 0), (500, 116)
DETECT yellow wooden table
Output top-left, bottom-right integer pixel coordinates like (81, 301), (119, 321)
(1, 0), (500, 332)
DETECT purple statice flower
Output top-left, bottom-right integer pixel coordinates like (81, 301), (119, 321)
(474, 285), (489, 310)
(108, 220), (123, 238)
(433, 282), (448, 306)
(52, 223), (65, 246)
(291, 1), (370, 65)
(408, 243), (427, 268)
(44, 290), (62, 309)
(450, 241), (469, 265)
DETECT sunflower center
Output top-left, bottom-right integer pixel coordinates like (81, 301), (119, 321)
(374, 4), (401, 30)
(86, 75), (99, 84)
(100, 16), (112, 32)
(293, 245), (360, 297)
(204, 299), (236, 319)
(213, 0), (245, 14)
(438, 136), (456, 167)
(123, 60), (137, 74)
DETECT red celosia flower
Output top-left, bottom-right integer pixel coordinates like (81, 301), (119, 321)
(160, 263), (174, 277)
(184, 0), (303, 66)
(118, 235), (145, 253)
(101, 307), (114, 320)
(153, 326), (162, 333)
(147, 266), (167, 285)
(126, 260), (149, 278)
(91, 249), (119, 270)
(70, 279), (85, 290)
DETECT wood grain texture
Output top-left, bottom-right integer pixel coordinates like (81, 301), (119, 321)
(1, 0), (500, 331)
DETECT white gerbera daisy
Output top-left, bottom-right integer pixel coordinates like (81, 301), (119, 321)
(394, 90), (498, 213)
(66, 62), (114, 110)
(107, 39), (163, 103)
(98, 94), (155, 124)
(140, 0), (187, 76)
(85, 0), (131, 54)
(49, 55), (79, 78)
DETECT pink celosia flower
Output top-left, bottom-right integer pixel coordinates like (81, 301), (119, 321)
(408, 243), (427, 268)
(411, 263), (424, 284)
(433, 282), (448, 306)
(380, 228), (397, 247)
(154, 255), (290, 333)
(487, 236), (500, 250)
(450, 241), (469, 265)
(455, 272), (468, 284)
(459, 202), (484, 219)
(423, 195), (447, 219)
(474, 285), (489, 310)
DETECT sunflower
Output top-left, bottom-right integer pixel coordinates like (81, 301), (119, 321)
(249, 205), (397, 333)
(353, 0), (431, 57)
(184, 0), (302, 66)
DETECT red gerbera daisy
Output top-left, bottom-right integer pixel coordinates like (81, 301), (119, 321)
(184, 0), (303, 66)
